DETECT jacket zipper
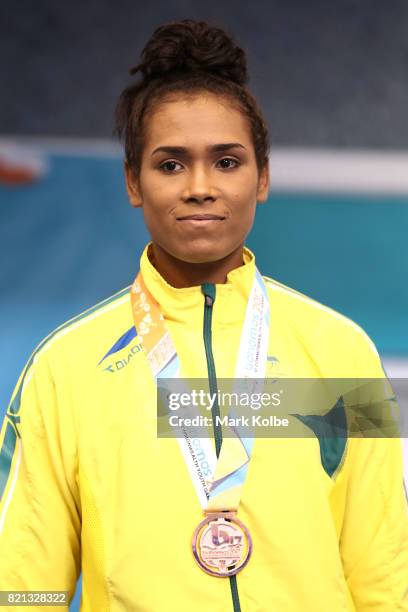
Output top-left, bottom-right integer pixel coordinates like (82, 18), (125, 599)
(201, 283), (242, 612)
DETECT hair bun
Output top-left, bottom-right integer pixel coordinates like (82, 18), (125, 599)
(130, 19), (248, 87)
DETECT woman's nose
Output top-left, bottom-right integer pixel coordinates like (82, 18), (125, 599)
(182, 166), (217, 203)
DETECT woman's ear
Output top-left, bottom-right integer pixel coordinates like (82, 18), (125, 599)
(256, 162), (270, 203)
(124, 161), (142, 208)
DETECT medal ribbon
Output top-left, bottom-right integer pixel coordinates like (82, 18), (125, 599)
(131, 266), (270, 512)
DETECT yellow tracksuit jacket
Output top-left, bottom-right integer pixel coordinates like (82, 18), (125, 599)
(0, 245), (407, 611)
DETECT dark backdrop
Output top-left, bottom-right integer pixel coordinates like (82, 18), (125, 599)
(2, 0), (408, 147)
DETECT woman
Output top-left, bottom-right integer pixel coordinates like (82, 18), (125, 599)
(0, 19), (406, 612)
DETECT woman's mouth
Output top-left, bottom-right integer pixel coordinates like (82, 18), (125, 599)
(176, 214), (226, 226)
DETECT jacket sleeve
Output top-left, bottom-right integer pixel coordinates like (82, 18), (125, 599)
(0, 348), (81, 608)
(339, 332), (408, 610)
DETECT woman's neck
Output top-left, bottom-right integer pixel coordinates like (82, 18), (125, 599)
(149, 243), (245, 288)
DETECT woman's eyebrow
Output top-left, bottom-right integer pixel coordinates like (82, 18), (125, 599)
(151, 143), (246, 156)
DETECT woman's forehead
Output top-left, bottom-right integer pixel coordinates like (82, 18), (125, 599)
(144, 94), (252, 148)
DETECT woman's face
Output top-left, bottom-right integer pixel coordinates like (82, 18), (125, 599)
(125, 93), (269, 264)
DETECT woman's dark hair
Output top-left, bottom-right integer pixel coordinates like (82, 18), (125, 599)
(115, 19), (270, 177)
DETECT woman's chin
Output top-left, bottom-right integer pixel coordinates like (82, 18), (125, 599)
(175, 244), (235, 265)
(152, 239), (243, 266)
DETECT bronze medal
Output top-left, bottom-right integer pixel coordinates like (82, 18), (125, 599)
(192, 512), (252, 577)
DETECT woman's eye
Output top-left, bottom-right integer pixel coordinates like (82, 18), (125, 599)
(159, 161), (183, 173)
(217, 158), (240, 169)
(159, 158), (240, 172)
